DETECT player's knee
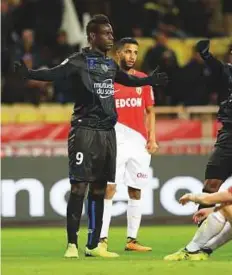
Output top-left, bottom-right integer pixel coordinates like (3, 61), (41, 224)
(70, 181), (88, 197)
(105, 184), (116, 199)
(128, 187), (141, 200)
(219, 206), (232, 221)
(89, 181), (107, 199)
(203, 179), (223, 193)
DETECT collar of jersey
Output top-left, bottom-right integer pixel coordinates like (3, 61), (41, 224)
(82, 47), (110, 59)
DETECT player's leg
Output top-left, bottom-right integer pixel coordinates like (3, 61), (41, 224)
(164, 206), (231, 261)
(85, 128), (119, 257)
(85, 181), (119, 257)
(65, 127), (106, 257)
(185, 210), (228, 252)
(185, 205), (232, 256)
(127, 186), (141, 241)
(125, 144), (152, 252)
(201, 182), (232, 254)
(64, 127), (90, 258)
(100, 139), (127, 248)
(202, 221), (232, 254)
(64, 181), (88, 258)
(198, 135), (232, 215)
(86, 181), (107, 250)
(165, 132), (232, 261)
(99, 183), (116, 249)
(198, 177), (223, 212)
(198, 147), (226, 213)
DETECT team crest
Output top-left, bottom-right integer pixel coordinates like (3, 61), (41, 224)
(101, 64), (108, 72)
(136, 87), (142, 95)
(87, 58), (97, 69)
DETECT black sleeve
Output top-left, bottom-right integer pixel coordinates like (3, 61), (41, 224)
(115, 68), (152, 87)
(27, 58), (79, 81)
(204, 54), (224, 76)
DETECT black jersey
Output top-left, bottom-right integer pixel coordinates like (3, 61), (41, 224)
(217, 63), (232, 124)
(26, 47), (156, 129)
(205, 55), (232, 125)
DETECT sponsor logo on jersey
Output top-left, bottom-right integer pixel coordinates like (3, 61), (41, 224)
(137, 173), (148, 179)
(94, 79), (114, 98)
(115, 98), (142, 108)
(136, 87), (142, 95)
(101, 64), (108, 72)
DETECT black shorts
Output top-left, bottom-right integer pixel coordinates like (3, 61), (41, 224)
(68, 126), (116, 183)
(205, 126), (232, 181)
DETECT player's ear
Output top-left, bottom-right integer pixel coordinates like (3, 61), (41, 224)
(116, 49), (121, 59)
(89, 32), (96, 42)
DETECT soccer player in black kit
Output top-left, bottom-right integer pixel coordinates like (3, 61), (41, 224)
(196, 40), (232, 208)
(164, 40), (232, 261)
(14, 15), (168, 258)
(193, 39), (232, 255)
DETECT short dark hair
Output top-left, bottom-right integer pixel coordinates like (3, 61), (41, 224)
(116, 37), (139, 50)
(86, 14), (110, 41)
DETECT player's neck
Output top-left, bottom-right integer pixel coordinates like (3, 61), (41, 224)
(90, 46), (107, 57)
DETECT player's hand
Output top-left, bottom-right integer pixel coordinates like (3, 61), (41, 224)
(192, 208), (212, 224)
(195, 39), (210, 59)
(13, 59), (28, 77)
(179, 193), (193, 205)
(149, 66), (168, 87)
(146, 140), (159, 154)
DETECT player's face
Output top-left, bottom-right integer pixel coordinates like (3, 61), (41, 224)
(93, 24), (114, 52)
(118, 43), (138, 70)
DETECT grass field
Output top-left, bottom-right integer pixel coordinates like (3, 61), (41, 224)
(1, 226), (231, 275)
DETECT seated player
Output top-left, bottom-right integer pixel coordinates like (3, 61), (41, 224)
(164, 187), (232, 261)
(99, 37), (158, 252)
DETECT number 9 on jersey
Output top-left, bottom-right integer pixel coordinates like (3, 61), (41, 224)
(76, 152), (84, 165)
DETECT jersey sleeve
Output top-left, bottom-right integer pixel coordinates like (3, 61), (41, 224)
(115, 66), (153, 87)
(143, 85), (155, 107)
(27, 53), (80, 81)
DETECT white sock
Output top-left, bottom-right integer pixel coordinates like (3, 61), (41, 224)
(100, 199), (113, 239)
(203, 221), (232, 251)
(127, 199), (142, 239)
(186, 211), (226, 252)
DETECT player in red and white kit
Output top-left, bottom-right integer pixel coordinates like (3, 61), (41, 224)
(99, 38), (158, 252)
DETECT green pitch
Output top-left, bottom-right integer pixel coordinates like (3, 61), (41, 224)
(2, 226), (231, 275)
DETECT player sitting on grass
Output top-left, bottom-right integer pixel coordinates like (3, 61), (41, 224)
(164, 186), (232, 261)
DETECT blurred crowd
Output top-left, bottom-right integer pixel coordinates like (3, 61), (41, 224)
(109, 0), (232, 38)
(141, 31), (232, 106)
(1, 0), (232, 105)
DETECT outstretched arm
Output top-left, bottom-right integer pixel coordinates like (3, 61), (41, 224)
(14, 58), (78, 82)
(179, 189), (232, 205)
(115, 66), (168, 87)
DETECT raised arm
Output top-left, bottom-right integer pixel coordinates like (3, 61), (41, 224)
(195, 39), (224, 76)
(14, 57), (78, 82)
(115, 66), (168, 87)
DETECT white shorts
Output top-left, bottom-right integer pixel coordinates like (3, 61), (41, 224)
(109, 124), (151, 189)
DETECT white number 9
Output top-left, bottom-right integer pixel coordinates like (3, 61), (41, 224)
(76, 152), (84, 165)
